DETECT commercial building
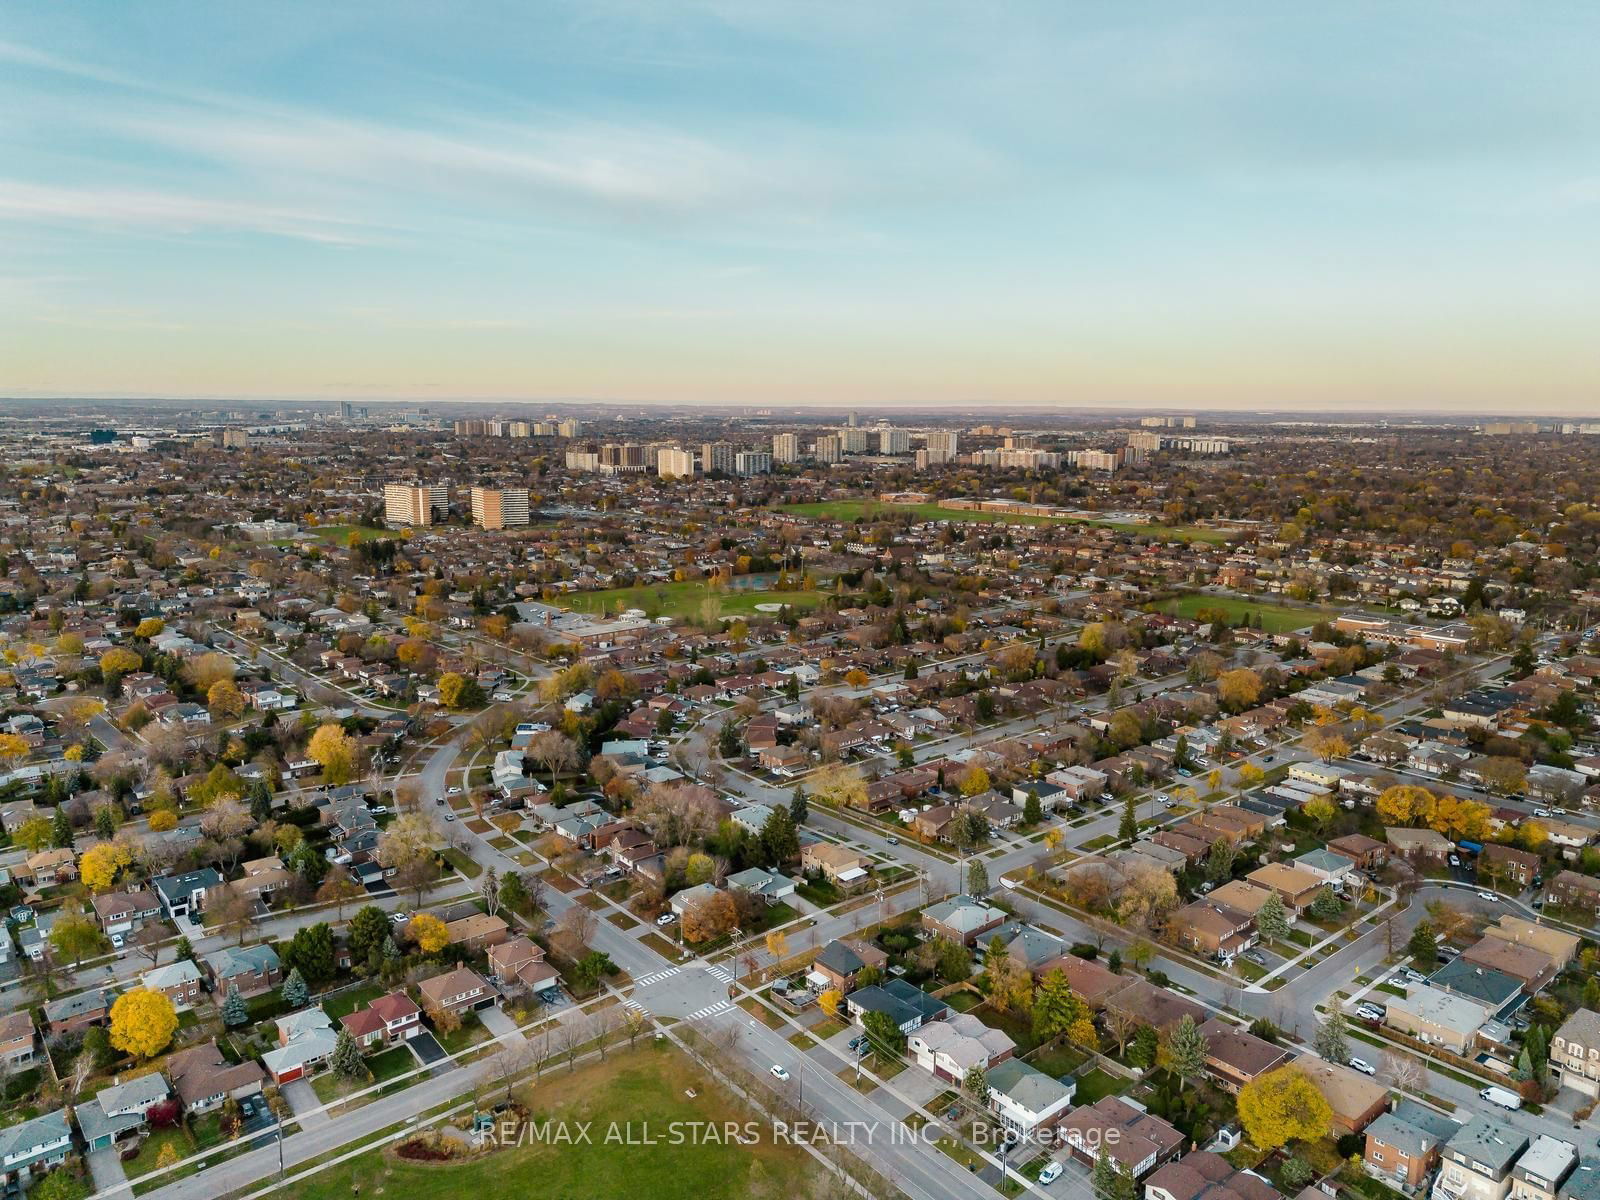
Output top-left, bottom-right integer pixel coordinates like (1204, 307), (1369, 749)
(469, 487), (530, 530)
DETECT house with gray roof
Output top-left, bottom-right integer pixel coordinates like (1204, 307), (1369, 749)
(1438, 1117), (1528, 1200)
(204, 943), (282, 996)
(725, 866), (797, 903)
(985, 1057), (1076, 1136)
(846, 979), (948, 1034)
(1364, 1098), (1460, 1189)
(1428, 957), (1523, 1019)
(922, 894), (1007, 946)
(151, 867), (224, 920)
(0, 1109), (71, 1181)
(77, 1071), (171, 1152)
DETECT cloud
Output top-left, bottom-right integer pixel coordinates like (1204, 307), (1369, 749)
(0, 179), (381, 245)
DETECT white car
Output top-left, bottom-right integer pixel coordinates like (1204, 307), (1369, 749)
(1347, 1057), (1376, 1076)
(770, 1065), (790, 1082)
(1478, 891), (1497, 902)
(656, 912), (677, 927)
(1039, 1163), (1064, 1186)
(390, 911), (410, 924)
(447, 786), (462, 796)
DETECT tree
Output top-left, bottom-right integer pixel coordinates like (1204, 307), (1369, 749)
(681, 890), (737, 943)
(1376, 784), (1435, 827)
(407, 913), (450, 954)
(861, 1009), (906, 1057)
(284, 924), (337, 988)
(1307, 887), (1344, 922)
(963, 1064), (989, 1104)
(808, 762), (868, 810)
(148, 809), (178, 833)
(1313, 1011), (1350, 1064)
(207, 678), (246, 721)
(1205, 839), (1237, 884)
(967, 858), (990, 897)
(282, 967), (309, 1008)
(306, 723), (358, 785)
(222, 983), (249, 1027)
(818, 988), (843, 1019)
(210, 887), (255, 946)
(49, 906), (108, 966)
(1166, 1014), (1209, 1091)
(1477, 756), (1528, 797)
(1236, 1065), (1333, 1150)
(109, 987), (178, 1059)
(99, 646), (142, 680)
(1032, 967), (1080, 1042)
(51, 805), (73, 849)
(760, 807), (800, 866)
(499, 870), (530, 915)
(1118, 793), (1137, 842)
(1257, 891), (1291, 944)
(1217, 669), (1263, 711)
(1022, 791), (1044, 826)
(315, 865), (363, 918)
(1304, 728), (1349, 764)
(1303, 796), (1338, 834)
(789, 787), (808, 826)
(13, 815), (53, 854)
(765, 930), (789, 964)
(80, 840), (133, 892)
(332, 1027), (366, 1079)
(1092, 1155), (1138, 1200)
(348, 905), (389, 964)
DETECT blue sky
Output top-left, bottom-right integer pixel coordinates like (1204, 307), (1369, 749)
(3, 1), (1598, 411)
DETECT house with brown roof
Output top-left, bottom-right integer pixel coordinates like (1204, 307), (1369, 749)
(1481, 916), (1579, 969)
(444, 911), (510, 951)
(418, 964), (497, 1018)
(90, 889), (161, 939)
(1245, 863), (1325, 914)
(1197, 1017), (1290, 1093)
(487, 936), (562, 998)
(1169, 901), (1256, 960)
(16, 848), (76, 889)
(339, 990), (422, 1048)
(0, 1011), (35, 1067)
(1061, 1095), (1185, 1177)
(1459, 937), (1558, 993)
(1206, 880), (1278, 919)
(1328, 834), (1388, 870)
(1297, 1055), (1390, 1133)
(1103, 976), (1207, 1033)
(800, 842), (871, 888)
(1192, 806), (1267, 844)
(1480, 843), (1541, 889)
(1545, 870), (1600, 916)
(1145, 1150), (1284, 1200)
(166, 1039), (266, 1113)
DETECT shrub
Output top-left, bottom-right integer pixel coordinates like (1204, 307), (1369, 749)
(1069, 943), (1099, 960)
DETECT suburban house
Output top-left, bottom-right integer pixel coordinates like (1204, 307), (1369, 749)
(340, 990), (423, 1049)
(203, 944), (283, 996)
(1385, 828), (1453, 864)
(726, 866), (798, 903)
(262, 1007), (339, 1084)
(444, 912), (510, 951)
(1509, 1137), (1577, 1200)
(167, 1039), (265, 1113)
(142, 958), (205, 1010)
(1206, 880), (1279, 921)
(0, 1011), (33, 1069)
(16, 849), (77, 889)
(1428, 957), (1523, 1016)
(907, 1012), (1015, 1081)
(1459, 938), (1558, 994)
(1328, 833), (1389, 870)
(669, 882), (725, 918)
(0, 1110), (72, 1182)
(845, 979), (948, 1034)
(799, 842), (871, 888)
(1545, 871), (1600, 917)
(1298, 1055), (1390, 1133)
(1061, 1095), (1184, 1177)
(152, 868), (225, 921)
(1103, 976), (1207, 1033)
(1168, 901), (1256, 961)
(1481, 844), (1542, 889)
(809, 939), (889, 995)
(1436, 1117), (1528, 1200)
(419, 964), (497, 1018)
(1363, 1098), (1460, 1191)
(487, 937), (562, 998)
(985, 1058), (1076, 1137)
(1245, 863), (1326, 914)
(921, 894), (1008, 946)
(90, 889), (161, 939)
(1482, 917), (1579, 970)
(1146, 1150), (1284, 1200)
(1551, 1009), (1600, 1098)
(1197, 1017), (1291, 1093)
(76, 1072), (171, 1153)
(1382, 985), (1493, 1054)
(43, 988), (109, 1036)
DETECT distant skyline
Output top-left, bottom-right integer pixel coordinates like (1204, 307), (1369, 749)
(3, 3), (1599, 413)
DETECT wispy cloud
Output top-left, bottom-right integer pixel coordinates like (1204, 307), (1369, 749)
(0, 180), (383, 245)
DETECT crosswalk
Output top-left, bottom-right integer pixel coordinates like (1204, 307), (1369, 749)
(620, 996), (651, 1015)
(688, 999), (735, 1021)
(632, 967), (681, 988)
(702, 963), (734, 984)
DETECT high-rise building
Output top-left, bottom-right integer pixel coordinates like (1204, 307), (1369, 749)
(847, 411), (858, 427)
(598, 443), (646, 474)
(338, 401), (354, 420)
(735, 450), (772, 476)
(214, 429), (249, 449)
(878, 428), (910, 455)
(1127, 431), (1163, 453)
(772, 433), (800, 463)
(657, 447), (696, 478)
(470, 487), (531, 529)
(507, 421), (532, 438)
(700, 441), (737, 476)
(839, 428), (869, 454)
(814, 435), (842, 464)
(557, 418), (582, 438)
(385, 483), (448, 526)
(924, 430), (959, 463)
(564, 448), (599, 471)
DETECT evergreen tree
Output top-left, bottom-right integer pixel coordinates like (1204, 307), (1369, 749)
(1022, 791), (1043, 826)
(332, 1027), (366, 1079)
(382, 936), (401, 963)
(1118, 794), (1137, 842)
(967, 858), (990, 897)
(1166, 1014), (1209, 1091)
(282, 967), (309, 1008)
(174, 936), (193, 961)
(1313, 1012), (1349, 1064)
(1257, 891), (1292, 944)
(221, 983), (248, 1027)
(1092, 1155), (1138, 1200)
(249, 780), (273, 822)
(94, 805), (117, 840)
(789, 787), (808, 826)
(1407, 919), (1437, 961)
(51, 805), (73, 849)
(760, 807), (800, 866)
(498, 870), (528, 914)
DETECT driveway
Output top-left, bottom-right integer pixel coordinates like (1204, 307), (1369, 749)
(281, 1080), (327, 1127)
(478, 1004), (524, 1045)
(87, 1146), (130, 1194)
(409, 1030), (452, 1070)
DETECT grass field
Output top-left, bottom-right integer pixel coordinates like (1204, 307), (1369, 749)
(562, 579), (827, 620)
(778, 500), (1228, 542)
(1152, 592), (1329, 634)
(278, 1046), (825, 1200)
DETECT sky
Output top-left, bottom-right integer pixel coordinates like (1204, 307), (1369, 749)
(2, 1), (1599, 413)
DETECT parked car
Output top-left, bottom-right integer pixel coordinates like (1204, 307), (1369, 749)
(1039, 1162), (1064, 1185)
(444, 812), (456, 822)
(1355, 1004), (1383, 1022)
(656, 912), (677, 927)
(770, 1065), (790, 1082)
(1447, 854), (1460, 867)
(1348, 1057), (1376, 1076)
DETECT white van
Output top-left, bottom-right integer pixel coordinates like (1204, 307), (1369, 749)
(1479, 1086), (1522, 1111)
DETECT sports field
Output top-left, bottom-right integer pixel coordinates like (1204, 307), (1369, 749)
(778, 500), (1228, 542)
(284, 1047), (827, 1200)
(562, 579), (826, 620)
(1155, 592), (1329, 634)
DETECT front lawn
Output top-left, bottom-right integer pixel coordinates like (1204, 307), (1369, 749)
(433, 1011), (490, 1057)
(441, 847), (483, 878)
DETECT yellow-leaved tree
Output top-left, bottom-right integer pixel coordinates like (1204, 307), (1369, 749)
(110, 988), (179, 1060)
(307, 723), (357, 785)
(1375, 784), (1435, 827)
(1236, 1065), (1332, 1150)
(80, 841), (133, 892)
(407, 913), (450, 954)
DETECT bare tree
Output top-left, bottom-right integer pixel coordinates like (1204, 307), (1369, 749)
(1384, 1050), (1425, 1094)
(211, 887), (256, 946)
(531, 1026), (558, 1078)
(481, 865), (501, 918)
(129, 924), (166, 969)
(591, 1007), (617, 1060)
(484, 1041), (532, 1103)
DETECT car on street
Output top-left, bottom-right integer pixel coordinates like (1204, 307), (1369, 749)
(444, 812), (456, 822)
(770, 1065), (790, 1082)
(435, 796), (445, 805)
(1478, 891), (1497, 902)
(1355, 1004), (1383, 1022)
(390, 910), (410, 924)
(1039, 1162), (1064, 1185)
(1348, 1057), (1376, 1076)
(886, 836), (899, 845)
(1534, 808), (1551, 817)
